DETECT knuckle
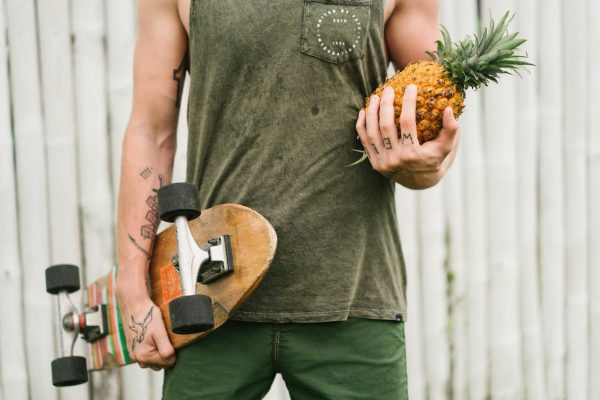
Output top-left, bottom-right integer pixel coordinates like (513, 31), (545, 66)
(400, 151), (418, 164)
(380, 120), (395, 132)
(399, 116), (413, 131)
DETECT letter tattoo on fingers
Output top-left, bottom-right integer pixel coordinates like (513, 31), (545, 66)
(401, 133), (414, 144)
(371, 144), (379, 155)
(383, 138), (392, 150)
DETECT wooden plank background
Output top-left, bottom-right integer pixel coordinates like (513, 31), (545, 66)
(0, 0), (595, 399)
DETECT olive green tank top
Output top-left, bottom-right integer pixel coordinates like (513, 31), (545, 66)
(186, 0), (407, 322)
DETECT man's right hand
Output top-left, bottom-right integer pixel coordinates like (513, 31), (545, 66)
(116, 286), (176, 370)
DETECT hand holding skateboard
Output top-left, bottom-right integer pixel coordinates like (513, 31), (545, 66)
(45, 183), (277, 386)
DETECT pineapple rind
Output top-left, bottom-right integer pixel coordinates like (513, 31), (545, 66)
(366, 61), (464, 144)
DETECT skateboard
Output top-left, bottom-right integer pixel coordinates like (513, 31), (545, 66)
(46, 183), (277, 387)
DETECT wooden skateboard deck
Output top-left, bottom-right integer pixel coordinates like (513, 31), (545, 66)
(85, 204), (277, 371)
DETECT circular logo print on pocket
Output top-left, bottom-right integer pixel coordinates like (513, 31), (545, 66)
(315, 8), (363, 58)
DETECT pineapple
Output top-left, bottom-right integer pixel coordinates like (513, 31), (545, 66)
(360, 12), (531, 149)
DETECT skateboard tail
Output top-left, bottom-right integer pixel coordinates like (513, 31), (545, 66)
(86, 265), (131, 370)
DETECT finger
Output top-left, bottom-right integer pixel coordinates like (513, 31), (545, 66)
(398, 85), (419, 147)
(428, 106), (459, 155)
(365, 95), (384, 156)
(137, 349), (172, 368)
(153, 325), (176, 366)
(356, 109), (376, 166)
(378, 86), (398, 150)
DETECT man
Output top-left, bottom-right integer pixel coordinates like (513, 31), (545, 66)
(115, 0), (459, 398)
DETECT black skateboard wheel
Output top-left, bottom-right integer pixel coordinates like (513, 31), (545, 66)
(169, 295), (214, 334)
(45, 264), (80, 294)
(51, 356), (88, 387)
(157, 183), (201, 223)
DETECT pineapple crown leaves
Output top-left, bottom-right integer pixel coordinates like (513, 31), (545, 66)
(426, 12), (533, 92)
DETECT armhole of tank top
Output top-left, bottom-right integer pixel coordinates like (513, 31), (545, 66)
(188, 0), (196, 36)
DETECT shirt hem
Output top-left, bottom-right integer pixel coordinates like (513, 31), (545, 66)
(230, 306), (406, 323)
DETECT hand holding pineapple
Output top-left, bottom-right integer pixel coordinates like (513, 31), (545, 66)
(353, 12), (532, 187)
(355, 84), (460, 189)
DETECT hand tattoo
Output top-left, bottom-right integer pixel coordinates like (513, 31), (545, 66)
(129, 307), (154, 352)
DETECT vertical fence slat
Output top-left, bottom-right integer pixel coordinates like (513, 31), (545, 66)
(36, 1), (91, 398)
(479, 3), (524, 398)
(418, 187), (449, 400)
(438, 4), (468, 398)
(563, 2), (590, 400)
(395, 187), (425, 400)
(105, 0), (136, 197)
(588, 0), (600, 396)
(453, 1), (489, 397)
(538, 0), (566, 397)
(0, 1), (29, 398)
(514, 2), (547, 399)
(71, 0), (119, 397)
(103, 0), (154, 395)
(4, 0), (58, 398)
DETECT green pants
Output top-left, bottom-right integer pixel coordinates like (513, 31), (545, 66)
(163, 318), (408, 399)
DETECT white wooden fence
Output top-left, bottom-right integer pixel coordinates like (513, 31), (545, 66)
(0, 0), (597, 399)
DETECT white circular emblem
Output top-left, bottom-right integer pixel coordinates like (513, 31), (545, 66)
(315, 8), (362, 57)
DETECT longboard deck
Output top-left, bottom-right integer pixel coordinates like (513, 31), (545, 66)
(85, 204), (277, 371)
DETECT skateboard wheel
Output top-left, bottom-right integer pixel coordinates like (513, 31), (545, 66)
(51, 356), (88, 386)
(45, 264), (80, 294)
(169, 295), (214, 334)
(157, 183), (201, 223)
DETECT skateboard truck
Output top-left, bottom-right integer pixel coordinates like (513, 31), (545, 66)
(158, 182), (216, 334)
(45, 264), (89, 387)
(172, 235), (234, 284)
(62, 304), (109, 342)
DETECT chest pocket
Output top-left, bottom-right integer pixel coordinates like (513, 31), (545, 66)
(301, 0), (372, 64)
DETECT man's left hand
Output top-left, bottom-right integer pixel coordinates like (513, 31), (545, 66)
(355, 84), (460, 190)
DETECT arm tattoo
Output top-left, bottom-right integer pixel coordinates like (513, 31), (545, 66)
(129, 171), (165, 259)
(140, 167), (152, 179)
(129, 307), (154, 351)
(128, 235), (151, 259)
(173, 50), (189, 109)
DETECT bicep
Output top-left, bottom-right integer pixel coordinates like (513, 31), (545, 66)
(128, 0), (189, 137)
(385, 0), (441, 70)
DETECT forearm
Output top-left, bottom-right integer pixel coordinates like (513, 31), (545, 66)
(116, 125), (176, 296)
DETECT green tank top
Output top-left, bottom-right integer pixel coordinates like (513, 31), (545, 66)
(186, 0), (407, 322)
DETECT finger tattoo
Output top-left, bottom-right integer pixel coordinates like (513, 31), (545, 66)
(401, 133), (414, 144)
(371, 144), (379, 154)
(383, 138), (392, 150)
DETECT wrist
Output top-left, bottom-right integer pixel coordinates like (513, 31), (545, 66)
(115, 268), (150, 300)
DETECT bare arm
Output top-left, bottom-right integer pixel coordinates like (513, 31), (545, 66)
(115, 0), (188, 369)
(385, 0), (441, 69)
